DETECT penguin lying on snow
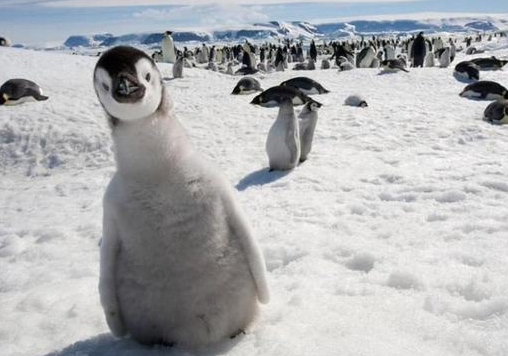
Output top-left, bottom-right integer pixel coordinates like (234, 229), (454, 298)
(345, 94), (368, 108)
(470, 56), (508, 70)
(0, 79), (48, 105)
(483, 100), (508, 125)
(460, 81), (508, 100)
(381, 59), (409, 73)
(93, 46), (269, 349)
(231, 77), (263, 95)
(251, 86), (320, 108)
(454, 61), (480, 81)
(280, 77), (329, 95)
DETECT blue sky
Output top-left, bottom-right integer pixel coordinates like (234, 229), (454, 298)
(0, 0), (507, 44)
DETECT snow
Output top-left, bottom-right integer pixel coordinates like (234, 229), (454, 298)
(1, 37), (508, 356)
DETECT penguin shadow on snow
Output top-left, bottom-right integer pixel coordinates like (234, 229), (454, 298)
(236, 168), (291, 191)
(41, 332), (245, 356)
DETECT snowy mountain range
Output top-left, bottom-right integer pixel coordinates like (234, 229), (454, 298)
(63, 16), (508, 48)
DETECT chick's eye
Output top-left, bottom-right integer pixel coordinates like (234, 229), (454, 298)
(102, 83), (110, 91)
(145, 73), (151, 82)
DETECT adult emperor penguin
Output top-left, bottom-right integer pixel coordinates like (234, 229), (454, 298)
(436, 47), (451, 68)
(93, 46), (269, 349)
(161, 31), (176, 64)
(356, 46), (376, 68)
(265, 99), (300, 171)
(231, 77), (263, 95)
(298, 100), (322, 162)
(459, 81), (508, 100)
(470, 57), (508, 70)
(483, 100), (508, 125)
(172, 56), (184, 79)
(251, 85), (317, 108)
(0, 79), (49, 105)
(381, 59), (409, 73)
(411, 32), (426, 68)
(454, 61), (480, 81)
(280, 77), (329, 95)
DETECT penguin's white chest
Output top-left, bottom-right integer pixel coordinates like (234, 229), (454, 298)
(110, 178), (257, 345)
(266, 117), (299, 170)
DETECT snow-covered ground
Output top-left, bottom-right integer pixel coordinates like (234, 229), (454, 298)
(1, 39), (508, 356)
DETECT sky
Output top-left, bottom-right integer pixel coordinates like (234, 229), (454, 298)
(0, 0), (507, 45)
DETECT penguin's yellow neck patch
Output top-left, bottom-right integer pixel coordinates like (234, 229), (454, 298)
(2, 93), (9, 103)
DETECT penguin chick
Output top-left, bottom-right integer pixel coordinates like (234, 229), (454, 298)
(298, 101), (322, 162)
(93, 45), (269, 349)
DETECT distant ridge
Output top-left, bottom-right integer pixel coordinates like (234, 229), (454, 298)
(62, 15), (508, 48)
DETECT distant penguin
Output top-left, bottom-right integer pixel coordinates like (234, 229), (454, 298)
(344, 94), (368, 108)
(434, 37), (444, 51)
(356, 46), (376, 68)
(293, 62), (307, 71)
(231, 77), (263, 95)
(436, 47), (451, 68)
(151, 50), (163, 62)
(309, 40), (318, 62)
(307, 59), (316, 70)
(172, 56), (184, 78)
(280, 77), (329, 95)
(449, 39), (456, 62)
(251, 86), (317, 108)
(321, 59), (331, 69)
(235, 67), (258, 76)
(411, 32), (426, 67)
(454, 61), (479, 81)
(0, 79), (49, 105)
(483, 100), (508, 125)
(339, 59), (355, 71)
(208, 61), (218, 72)
(381, 59), (409, 73)
(266, 99), (300, 171)
(384, 44), (396, 60)
(298, 101), (322, 163)
(161, 31), (176, 64)
(460, 81), (508, 100)
(226, 63), (234, 75)
(424, 52), (435, 67)
(470, 57), (508, 70)
(0, 37), (11, 47)
(275, 48), (285, 72)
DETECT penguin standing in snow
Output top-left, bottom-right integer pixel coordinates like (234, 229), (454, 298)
(356, 46), (376, 68)
(172, 56), (184, 78)
(161, 31), (176, 64)
(265, 99), (301, 171)
(436, 47), (451, 68)
(298, 101), (322, 163)
(93, 46), (269, 349)
(411, 32), (426, 68)
(310, 40), (317, 62)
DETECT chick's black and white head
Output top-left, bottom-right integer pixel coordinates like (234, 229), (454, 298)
(94, 46), (163, 123)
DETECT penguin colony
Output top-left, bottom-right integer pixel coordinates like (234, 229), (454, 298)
(2, 29), (508, 351)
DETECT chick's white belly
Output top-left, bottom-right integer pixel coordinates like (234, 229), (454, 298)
(266, 122), (290, 166)
(114, 191), (257, 345)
